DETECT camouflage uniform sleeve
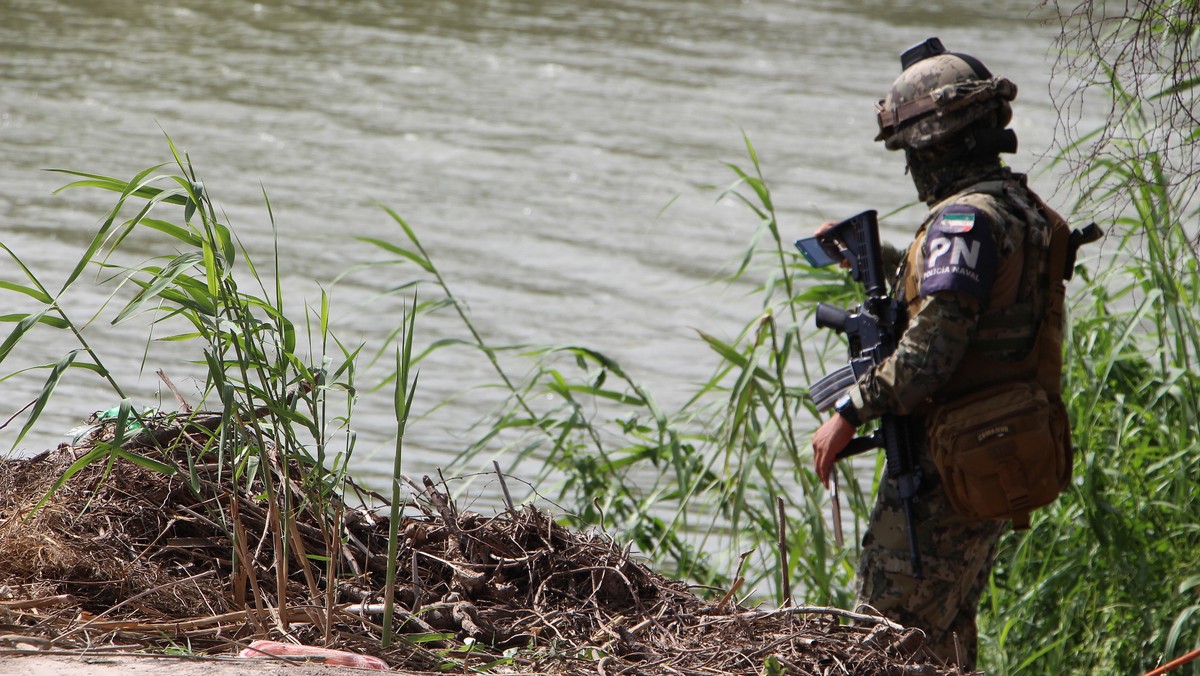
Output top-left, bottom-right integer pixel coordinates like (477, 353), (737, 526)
(881, 241), (905, 281)
(847, 203), (1001, 420)
(848, 292), (980, 418)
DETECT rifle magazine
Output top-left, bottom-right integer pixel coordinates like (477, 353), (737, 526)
(810, 364), (858, 411)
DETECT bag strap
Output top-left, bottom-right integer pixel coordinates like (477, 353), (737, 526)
(1029, 195), (1072, 401)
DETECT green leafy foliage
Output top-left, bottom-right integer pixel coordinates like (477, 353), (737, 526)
(434, 133), (870, 605)
(977, 86), (1200, 673)
(1, 139), (366, 627)
(2, 102), (1195, 674)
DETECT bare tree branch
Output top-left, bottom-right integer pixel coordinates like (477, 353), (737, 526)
(1045, 0), (1200, 215)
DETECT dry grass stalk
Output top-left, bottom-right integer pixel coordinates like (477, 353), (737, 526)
(0, 413), (973, 675)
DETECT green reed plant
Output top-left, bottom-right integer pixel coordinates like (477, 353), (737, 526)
(0, 137), (370, 632)
(418, 133), (878, 607)
(2, 130), (860, 630)
(13, 118), (1194, 675)
(977, 72), (1200, 675)
(382, 301), (417, 648)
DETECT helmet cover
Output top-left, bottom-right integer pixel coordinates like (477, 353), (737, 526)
(875, 49), (1017, 151)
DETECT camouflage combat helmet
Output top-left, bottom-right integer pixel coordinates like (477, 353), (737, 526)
(875, 38), (1017, 152)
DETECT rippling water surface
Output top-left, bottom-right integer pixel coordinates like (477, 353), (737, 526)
(0, 1), (1068, 486)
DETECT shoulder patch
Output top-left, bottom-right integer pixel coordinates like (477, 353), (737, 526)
(938, 211), (975, 233)
(919, 204), (998, 305)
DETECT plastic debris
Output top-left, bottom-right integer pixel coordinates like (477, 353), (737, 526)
(238, 639), (389, 670)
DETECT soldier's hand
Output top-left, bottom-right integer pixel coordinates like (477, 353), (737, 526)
(814, 220), (851, 269)
(814, 220), (838, 237)
(812, 413), (856, 488)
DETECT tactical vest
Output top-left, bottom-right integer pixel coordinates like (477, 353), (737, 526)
(902, 176), (1075, 527)
(901, 176), (1071, 406)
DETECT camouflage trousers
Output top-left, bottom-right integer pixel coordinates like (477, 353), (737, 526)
(855, 446), (1006, 670)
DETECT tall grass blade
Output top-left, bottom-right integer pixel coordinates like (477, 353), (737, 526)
(383, 297), (418, 648)
(12, 350), (81, 449)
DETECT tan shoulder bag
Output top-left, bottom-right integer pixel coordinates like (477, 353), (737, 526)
(926, 379), (1072, 526)
(925, 189), (1075, 527)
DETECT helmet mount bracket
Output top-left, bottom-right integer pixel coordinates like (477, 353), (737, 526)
(900, 38), (947, 70)
(898, 37), (993, 80)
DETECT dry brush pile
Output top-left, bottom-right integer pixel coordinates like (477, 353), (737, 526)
(0, 412), (969, 675)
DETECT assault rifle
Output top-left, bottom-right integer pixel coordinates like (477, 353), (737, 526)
(796, 211), (1103, 580)
(796, 210), (925, 578)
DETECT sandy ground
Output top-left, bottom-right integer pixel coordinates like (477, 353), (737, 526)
(0, 652), (424, 675)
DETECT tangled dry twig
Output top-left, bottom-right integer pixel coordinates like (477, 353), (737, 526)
(0, 413), (971, 675)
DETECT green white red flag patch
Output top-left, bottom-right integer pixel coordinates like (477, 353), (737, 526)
(939, 212), (975, 233)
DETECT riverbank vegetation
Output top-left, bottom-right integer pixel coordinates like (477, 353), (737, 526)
(0, 142), (956, 674)
(2, 5), (1199, 674)
(2, 425), (950, 674)
(1, 122), (1195, 673)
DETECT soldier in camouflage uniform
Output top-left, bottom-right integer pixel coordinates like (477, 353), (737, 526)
(810, 38), (1061, 670)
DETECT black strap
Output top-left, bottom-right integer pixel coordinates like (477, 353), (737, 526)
(950, 51), (993, 79)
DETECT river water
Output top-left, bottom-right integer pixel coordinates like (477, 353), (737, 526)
(1, 1), (1072, 488)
